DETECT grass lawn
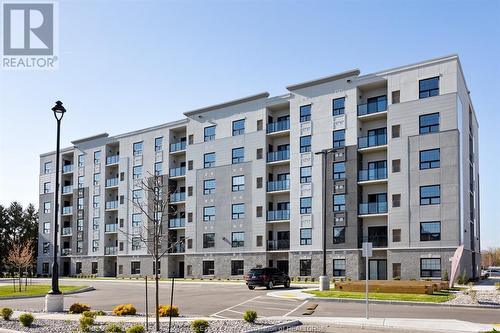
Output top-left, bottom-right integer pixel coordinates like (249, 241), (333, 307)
(0, 285), (88, 298)
(305, 289), (456, 303)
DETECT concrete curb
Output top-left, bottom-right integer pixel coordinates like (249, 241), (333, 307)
(244, 320), (302, 333)
(0, 286), (95, 300)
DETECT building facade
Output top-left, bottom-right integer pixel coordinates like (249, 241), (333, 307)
(37, 55), (480, 281)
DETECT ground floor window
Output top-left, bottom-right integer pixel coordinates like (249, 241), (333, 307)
(91, 262), (98, 275)
(231, 260), (244, 276)
(333, 259), (346, 277)
(131, 261), (141, 275)
(420, 258), (441, 278)
(118, 265), (123, 275)
(76, 262), (82, 274)
(42, 262), (49, 275)
(299, 259), (311, 276)
(392, 263), (401, 279)
(153, 261), (161, 275)
(203, 261), (215, 275)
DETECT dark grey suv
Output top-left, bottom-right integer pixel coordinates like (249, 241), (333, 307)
(245, 267), (291, 290)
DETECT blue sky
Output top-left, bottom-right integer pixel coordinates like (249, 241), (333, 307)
(0, 0), (499, 248)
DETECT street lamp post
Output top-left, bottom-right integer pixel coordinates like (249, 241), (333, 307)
(315, 148), (334, 291)
(45, 101), (66, 312)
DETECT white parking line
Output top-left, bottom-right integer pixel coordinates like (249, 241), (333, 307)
(210, 295), (261, 317)
(226, 309), (245, 315)
(284, 300), (308, 317)
(248, 299), (294, 306)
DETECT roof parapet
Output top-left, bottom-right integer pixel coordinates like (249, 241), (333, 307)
(71, 133), (109, 145)
(184, 92), (270, 117)
(286, 69), (360, 91)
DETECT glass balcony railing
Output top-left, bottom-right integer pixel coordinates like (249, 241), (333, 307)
(169, 218), (185, 228)
(170, 192), (186, 203)
(62, 185), (73, 194)
(105, 223), (117, 233)
(358, 202), (388, 215)
(106, 155), (119, 165)
(62, 206), (73, 215)
(105, 177), (119, 187)
(358, 134), (387, 149)
(170, 243), (185, 253)
(267, 239), (290, 251)
(267, 119), (290, 133)
(267, 150), (290, 163)
(369, 235), (388, 248)
(169, 166), (186, 177)
(62, 164), (74, 173)
(61, 248), (72, 255)
(170, 141), (187, 152)
(267, 179), (290, 192)
(267, 210), (290, 221)
(357, 99), (387, 116)
(358, 168), (387, 182)
(105, 200), (118, 210)
(62, 227), (72, 235)
(105, 246), (117, 255)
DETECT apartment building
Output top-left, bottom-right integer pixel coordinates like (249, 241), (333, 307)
(37, 54), (480, 281)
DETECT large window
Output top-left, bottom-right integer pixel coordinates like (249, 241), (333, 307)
(300, 166), (312, 183)
(232, 203), (245, 219)
(333, 226), (345, 244)
(203, 233), (215, 248)
(420, 149), (440, 170)
(154, 162), (162, 175)
(333, 162), (345, 179)
(232, 175), (245, 192)
(78, 176), (84, 188)
(203, 179), (216, 195)
(132, 213), (141, 227)
(333, 130), (345, 148)
(419, 113), (439, 134)
(420, 258), (441, 278)
(333, 194), (345, 211)
(43, 182), (51, 193)
(204, 152), (215, 168)
(231, 260), (244, 276)
(300, 136), (311, 153)
(231, 232), (244, 247)
(300, 197), (312, 214)
(419, 77), (439, 99)
(204, 125), (216, 141)
(203, 206), (216, 221)
(203, 261), (215, 275)
(43, 222), (50, 234)
(300, 228), (312, 245)
(133, 165), (142, 179)
(232, 147), (245, 164)
(93, 173), (100, 185)
(154, 137), (163, 151)
(420, 221), (441, 241)
(132, 189), (142, 203)
(92, 240), (99, 252)
(133, 141), (143, 156)
(78, 154), (84, 167)
(132, 237), (141, 250)
(232, 119), (245, 136)
(333, 259), (346, 276)
(131, 262), (141, 275)
(93, 195), (100, 208)
(43, 202), (51, 213)
(44, 161), (51, 174)
(299, 259), (311, 276)
(300, 105), (311, 122)
(420, 185), (440, 205)
(94, 150), (101, 164)
(332, 97), (345, 116)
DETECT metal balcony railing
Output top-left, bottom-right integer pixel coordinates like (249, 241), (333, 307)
(105, 200), (118, 210)
(105, 246), (117, 255)
(267, 239), (290, 251)
(169, 218), (185, 228)
(358, 134), (387, 149)
(62, 206), (73, 215)
(170, 243), (185, 253)
(170, 141), (187, 152)
(358, 202), (388, 215)
(267, 210), (290, 221)
(365, 235), (388, 248)
(267, 179), (290, 192)
(357, 99), (387, 116)
(105, 223), (117, 233)
(62, 164), (74, 173)
(267, 150), (290, 163)
(61, 248), (72, 255)
(105, 177), (119, 187)
(170, 192), (186, 203)
(267, 119), (290, 133)
(358, 168), (387, 182)
(62, 185), (73, 194)
(62, 227), (72, 235)
(106, 155), (119, 165)
(169, 166), (186, 177)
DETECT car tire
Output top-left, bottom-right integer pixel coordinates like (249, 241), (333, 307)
(284, 279), (290, 288)
(266, 280), (274, 290)
(248, 286), (255, 290)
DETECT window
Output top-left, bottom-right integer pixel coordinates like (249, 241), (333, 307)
(77, 219), (84, 231)
(43, 242), (49, 254)
(420, 149), (440, 170)
(232, 203), (245, 219)
(392, 90), (400, 104)
(44, 161), (52, 174)
(231, 260), (244, 275)
(333, 194), (345, 212)
(392, 159), (401, 173)
(94, 151), (101, 164)
(133, 165), (142, 179)
(43, 222), (50, 234)
(419, 113), (439, 134)
(203, 206), (216, 221)
(300, 166), (312, 183)
(332, 97), (345, 116)
(154, 162), (162, 176)
(203, 261), (215, 275)
(393, 263), (401, 279)
(392, 125), (400, 138)
(420, 185), (440, 205)
(300, 105), (311, 122)
(300, 197), (312, 214)
(155, 137), (163, 151)
(300, 259), (311, 276)
(42, 262), (50, 274)
(392, 194), (401, 208)
(203, 179), (216, 195)
(300, 228), (312, 245)
(76, 262), (82, 274)
(132, 237), (141, 250)
(132, 189), (142, 203)
(204, 126), (216, 141)
(392, 229), (401, 242)
(93, 173), (100, 186)
(231, 232), (244, 247)
(43, 182), (51, 193)
(256, 177), (263, 189)
(232, 119), (245, 136)
(203, 233), (215, 248)
(92, 240), (99, 252)
(256, 235), (263, 247)
(93, 195), (99, 208)
(204, 152), (215, 168)
(232, 175), (245, 192)
(78, 176), (84, 188)
(78, 154), (84, 167)
(43, 202), (51, 213)
(232, 147), (244, 164)
(333, 226), (345, 244)
(77, 198), (84, 209)
(333, 162), (345, 179)
(257, 119), (263, 131)
(419, 77), (439, 99)
(133, 141), (143, 156)
(256, 148), (263, 160)
(420, 258), (441, 277)
(300, 136), (311, 153)
(92, 218), (99, 230)
(132, 213), (141, 227)
(333, 130), (345, 148)
(420, 222), (441, 241)
(131, 262), (141, 275)
(333, 259), (346, 276)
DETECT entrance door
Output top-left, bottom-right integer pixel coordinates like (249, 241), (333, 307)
(178, 261), (184, 278)
(63, 261), (70, 276)
(369, 259), (387, 280)
(277, 260), (289, 275)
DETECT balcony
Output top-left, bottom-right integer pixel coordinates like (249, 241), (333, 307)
(105, 177), (119, 188)
(267, 119), (290, 134)
(267, 179), (290, 192)
(358, 134), (387, 150)
(170, 243), (185, 253)
(169, 166), (186, 178)
(369, 235), (388, 248)
(267, 150), (290, 163)
(267, 239), (290, 251)
(62, 206), (73, 215)
(105, 223), (118, 233)
(169, 192), (186, 203)
(105, 200), (118, 210)
(267, 210), (290, 222)
(62, 164), (74, 173)
(169, 218), (185, 228)
(106, 155), (119, 165)
(357, 99), (387, 117)
(170, 141), (187, 153)
(62, 185), (73, 194)
(62, 227), (72, 236)
(358, 202), (388, 215)
(105, 246), (117, 255)
(358, 168), (387, 182)
(61, 248), (72, 256)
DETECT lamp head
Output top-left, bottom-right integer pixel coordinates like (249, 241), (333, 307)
(52, 101), (66, 120)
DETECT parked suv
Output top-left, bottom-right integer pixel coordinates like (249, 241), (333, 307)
(245, 267), (291, 290)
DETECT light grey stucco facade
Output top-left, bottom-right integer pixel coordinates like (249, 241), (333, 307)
(37, 54), (480, 281)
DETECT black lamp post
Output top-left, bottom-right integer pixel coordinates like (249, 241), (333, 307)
(48, 101), (66, 295)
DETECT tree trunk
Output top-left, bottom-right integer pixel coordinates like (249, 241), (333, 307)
(18, 267), (22, 292)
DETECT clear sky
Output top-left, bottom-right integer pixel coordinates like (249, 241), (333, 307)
(0, 0), (499, 248)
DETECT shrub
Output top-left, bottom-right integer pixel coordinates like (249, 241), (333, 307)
(105, 323), (123, 332)
(82, 310), (97, 318)
(1, 308), (13, 320)
(96, 310), (106, 316)
(126, 325), (145, 333)
(69, 302), (91, 314)
(79, 315), (94, 332)
(113, 304), (136, 316)
(243, 310), (257, 323)
(443, 269), (449, 281)
(19, 313), (34, 327)
(495, 282), (500, 291)
(158, 304), (179, 317)
(393, 276), (401, 280)
(191, 319), (209, 333)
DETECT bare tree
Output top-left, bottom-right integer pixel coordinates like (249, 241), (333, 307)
(120, 172), (186, 332)
(481, 247), (500, 268)
(7, 240), (35, 292)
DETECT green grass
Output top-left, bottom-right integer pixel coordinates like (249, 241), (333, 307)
(0, 285), (87, 298)
(305, 289), (456, 303)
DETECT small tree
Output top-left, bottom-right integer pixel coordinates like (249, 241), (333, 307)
(7, 240), (35, 292)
